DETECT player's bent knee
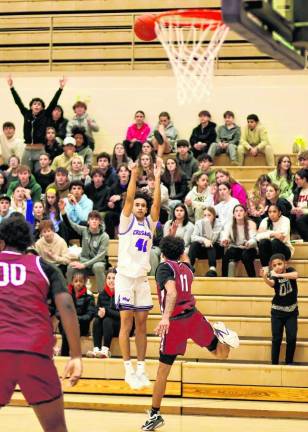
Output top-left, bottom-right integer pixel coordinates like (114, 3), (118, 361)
(159, 352), (177, 366)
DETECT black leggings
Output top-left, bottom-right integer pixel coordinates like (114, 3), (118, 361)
(123, 139), (142, 161)
(92, 316), (120, 349)
(258, 239), (291, 267)
(295, 214), (308, 241)
(271, 312), (298, 364)
(188, 242), (224, 267)
(222, 247), (257, 277)
(59, 320), (90, 356)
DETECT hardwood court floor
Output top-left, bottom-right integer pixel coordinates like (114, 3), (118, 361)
(1, 407), (307, 432)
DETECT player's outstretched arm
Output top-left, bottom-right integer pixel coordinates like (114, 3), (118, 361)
(155, 280), (177, 337)
(150, 157), (162, 222)
(122, 162), (138, 217)
(260, 268), (275, 287)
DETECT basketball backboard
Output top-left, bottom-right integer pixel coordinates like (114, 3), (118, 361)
(221, 0), (307, 69)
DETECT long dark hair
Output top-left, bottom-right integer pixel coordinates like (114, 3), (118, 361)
(231, 204), (249, 242)
(172, 203), (189, 226)
(293, 168), (308, 206)
(276, 155), (293, 183)
(216, 169), (236, 186)
(44, 188), (61, 221)
(111, 143), (130, 169)
(162, 158), (183, 183)
(267, 203), (282, 230)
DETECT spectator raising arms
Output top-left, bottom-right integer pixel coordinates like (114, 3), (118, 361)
(7, 75), (66, 171)
(66, 101), (99, 150)
(247, 174), (271, 226)
(215, 169), (247, 207)
(214, 182), (240, 227)
(292, 169), (308, 240)
(188, 206), (224, 277)
(163, 204), (194, 253)
(161, 158), (188, 215)
(268, 155), (294, 200)
(221, 205), (257, 277)
(124, 110), (151, 161)
(190, 110), (216, 159)
(185, 172), (214, 222)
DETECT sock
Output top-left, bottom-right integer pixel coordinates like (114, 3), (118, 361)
(136, 361), (145, 375)
(124, 360), (134, 374)
(150, 407), (160, 417)
(209, 266), (216, 271)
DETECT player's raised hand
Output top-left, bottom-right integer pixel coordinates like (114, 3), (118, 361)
(58, 198), (66, 213)
(155, 317), (170, 337)
(59, 76), (67, 89)
(62, 357), (83, 387)
(128, 161), (138, 172)
(7, 74), (13, 88)
(153, 157), (163, 177)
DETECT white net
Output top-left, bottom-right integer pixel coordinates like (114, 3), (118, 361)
(155, 16), (229, 105)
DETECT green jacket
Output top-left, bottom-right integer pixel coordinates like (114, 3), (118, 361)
(268, 170), (294, 200)
(216, 124), (241, 146)
(7, 174), (42, 202)
(240, 124), (270, 151)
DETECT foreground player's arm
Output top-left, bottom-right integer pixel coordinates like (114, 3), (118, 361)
(260, 268), (275, 287)
(122, 162), (138, 217)
(155, 280), (177, 337)
(150, 158), (162, 222)
(271, 267), (298, 280)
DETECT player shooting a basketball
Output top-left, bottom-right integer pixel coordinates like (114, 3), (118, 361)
(115, 158), (162, 390)
(141, 236), (240, 431)
(0, 215), (82, 432)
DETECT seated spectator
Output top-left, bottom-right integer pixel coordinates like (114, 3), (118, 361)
(7, 75), (66, 172)
(256, 203), (294, 271)
(214, 182), (240, 226)
(190, 110), (216, 159)
(64, 180), (93, 225)
(142, 174), (169, 224)
(84, 168), (110, 213)
(188, 206), (223, 277)
(111, 143), (131, 170)
(124, 110), (151, 161)
(298, 151), (308, 170)
(57, 271), (95, 356)
(238, 114), (274, 166)
(47, 166), (70, 198)
(32, 200), (46, 241)
(265, 183), (292, 219)
(221, 205), (257, 277)
(176, 139), (198, 181)
(68, 155), (91, 185)
(137, 153), (154, 189)
(7, 164), (42, 202)
(0, 121), (23, 166)
(47, 104), (68, 144)
(71, 126), (93, 167)
(5, 155), (20, 186)
(35, 219), (69, 274)
(185, 172), (214, 222)
(0, 194), (13, 222)
(247, 174), (271, 226)
(44, 187), (63, 234)
(161, 158), (188, 215)
(268, 155), (294, 200)
(215, 169), (247, 206)
(197, 153), (215, 183)
(67, 101), (99, 150)
(10, 186), (33, 223)
(141, 141), (156, 162)
(51, 136), (78, 171)
(0, 171), (7, 194)
(208, 111), (241, 165)
(34, 153), (55, 194)
(60, 202), (109, 292)
(149, 111), (178, 157)
(96, 152), (118, 188)
(292, 169), (308, 240)
(44, 127), (62, 162)
(163, 204), (194, 253)
(87, 268), (120, 358)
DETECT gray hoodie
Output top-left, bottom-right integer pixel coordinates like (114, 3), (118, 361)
(66, 112), (99, 139)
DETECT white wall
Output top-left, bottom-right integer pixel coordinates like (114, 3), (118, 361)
(0, 72), (307, 154)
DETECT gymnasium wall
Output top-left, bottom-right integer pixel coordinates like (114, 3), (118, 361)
(0, 72), (307, 154)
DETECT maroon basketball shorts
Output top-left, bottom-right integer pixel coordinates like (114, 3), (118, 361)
(160, 309), (217, 356)
(0, 351), (62, 406)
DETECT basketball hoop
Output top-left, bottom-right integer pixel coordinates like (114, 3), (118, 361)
(134, 9), (229, 105)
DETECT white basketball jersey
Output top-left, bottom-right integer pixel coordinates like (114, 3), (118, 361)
(117, 213), (157, 278)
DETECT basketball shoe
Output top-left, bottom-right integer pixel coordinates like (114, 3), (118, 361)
(136, 370), (151, 388)
(213, 322), (240, 348)
(141, 411), (165, 431)
(125, 370), (143, 390)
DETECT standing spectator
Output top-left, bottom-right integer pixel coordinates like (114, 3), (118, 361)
(111, 143), (131, 170)
(87, 268), (120, 359)
(247, 174), (271, 226)
(221, 205), (257, 277)
(292, 169), (308, 240)
(5, 155), (20, 186)
(44, 127), (62, 162)
(34, 153), (55, 194)
(208, 111), (240, 165)
(161, 158), (188, 214)
(238, 114), (274, 166)
(214, 183), (240, 226)
(215, 169), (247, 207)
(256, 203), (294, 272)
(190, 110), (216, 159)
(197, 154), (215, 184)
(66, 101), (99, 150)
(84, 168), (110, 213)
(7, 165), (42, 202)
(57, 271), (95, 356)
(0, 121), (23, 166)
(96, 152), (117, 188)
(51, 136), (78, 171)
(149, 111), (178, 157)
(0, 194), (13, 222)
(163, 204), (194, 253)
(60, 202), (109, 292)
(124, 110), (151, 161)
(7, 75), (66, 171)
(261, 254), (298, 365)
(137, 153), (154, 189)
(71, 126), (93, 167)
(185, 172), (214, 222)
(64, 180), (93, 225)
(47, 105), (68, 143)
(268, 155), (294, 200)
(265, 183), (292, 219)
(68, 155), (91, 185)
(188, 207), (223, 276)
(47, 167), (70, 198)
(176, 140), (198, 181)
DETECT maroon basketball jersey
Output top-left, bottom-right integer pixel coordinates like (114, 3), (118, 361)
(157, 260), (195, 318)
(0, 251), (54, 358)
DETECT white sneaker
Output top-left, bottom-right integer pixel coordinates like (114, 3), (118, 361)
(125, 371), (143, 390)
(136, 371), (151, 388)
(86, 346), (100, 358)
(213, 322), (240, 348)
(96, 346), (111, 359)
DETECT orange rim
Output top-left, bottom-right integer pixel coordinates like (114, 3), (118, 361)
(154, 9), (223, 30)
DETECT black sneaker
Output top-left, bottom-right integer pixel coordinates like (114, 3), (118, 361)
(141, 412), (165, 431)
(154, 130), (164, 145)
(206, 269), (217, 277)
